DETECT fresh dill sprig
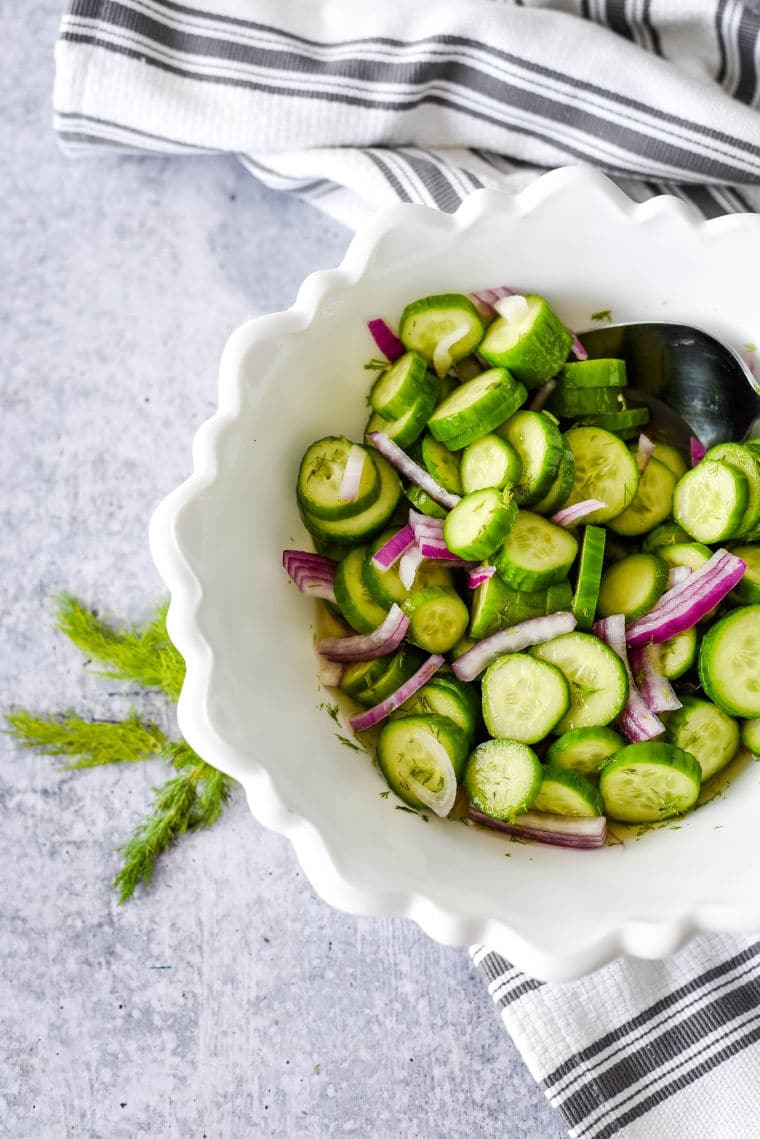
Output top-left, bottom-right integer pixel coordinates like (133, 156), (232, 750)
(4, 708), (166, 769)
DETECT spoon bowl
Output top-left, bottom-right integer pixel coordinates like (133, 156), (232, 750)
(578, 322), (760, 449)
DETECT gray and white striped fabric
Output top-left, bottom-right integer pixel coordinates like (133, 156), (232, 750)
(54, 2), (760, 1135)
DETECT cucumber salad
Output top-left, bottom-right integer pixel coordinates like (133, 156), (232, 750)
(283, 287), (760, 849)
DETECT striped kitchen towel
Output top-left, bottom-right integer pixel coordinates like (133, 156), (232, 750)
(54, 3), (760, 1136)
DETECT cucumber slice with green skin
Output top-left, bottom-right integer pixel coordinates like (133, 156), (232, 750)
(421, 432), (463, 495)
(369, 351), (430, 418)
(599, 742), (701, 823)
(563, 426), (640, 524)
(658, 542), (712, 572)
(572, 525), (606, 629)
(642, 522), (691, 552)
(577, 408), (650, 432)
(497, 410), (564, 505)
(673, 460), (749, 543)
(560, 358), (627, 389)
(699, 605), (760, 717)
(460, 434), (522, 493)
(532, 766), (604, 817)
(399, 294), (485, 378)
(443, 488), (517, 560)
(344, 644), (424, 707)
(453, 356), (483, 384)
(741, 718), (760, 752)
(729, 544), (760, 604)
(464, 738), (543, 821)
(450, 636), (478, 661)
(403, 586), (469, 653)
(469, 574), (549, 638)
(546, 726), (625, 778)
(531, 632), (629, 732)
(661, 626), (698, 680)
(705, 443), (760, 537)
(297, 437), (380, 520)
(300, 453), (402, 546)
(478, 295), (574, 389)
(663, 696), (740, 782)
(481, 653), (570, 743)
(549, 386), (626, 419)
(428, 368), (528, 450)
(494, 510), (579, 590)
(530, 441), (576, 515)
(405, 484), (448, 519)
(606, 457), (677, 538)
(597, 552), (669, 623)
(365, 379), (438, 450)
(546, 581), (574, 612)
(376, 714), (469, 814)
(651, 442), (689, 480)
(333, 546), (390, 633)
(363, 530), (454, 608)
(393, 676), (478, 738)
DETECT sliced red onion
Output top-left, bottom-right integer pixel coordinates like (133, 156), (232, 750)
(367, 431), (460, 509)
(399, 545), (425, 589)
(625, 550), (746, 648)
(349, 654), (445, 732)
(667, 565), (691, 589)
(409, 509), (444, 539)
(317, 604), (409, 662)
(629, 644), (682, 714)
(466, 565), (496, 589)
(593, 614), (665, 742)
(315, 651), (343, 687)
(552, 499), (607, 527)
(636, 433), (655, 474)
(416, 536), (469, 562)
(338, 444), (366, 502)
(467, 285), (516, 321)
(283, 549), (337, 603)
(368, 318), (404, 361)
(494, 294), (530, 323)
(371, 525), (415, 571)
(690, 437), (706, 466)
(570, 332), (589, 361)
(468, 808), (606, 849)
(528, 377), (558, 412)
(452, 611), (577, 682)
(433, 322), (470, 379)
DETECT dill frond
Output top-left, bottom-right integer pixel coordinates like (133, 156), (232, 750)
(4, 708), (166, 768)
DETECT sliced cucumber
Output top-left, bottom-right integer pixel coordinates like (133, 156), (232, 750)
(546, 726), (625, 778)
(393, 676), (478, 739)
(577, 407), (650, 433)
(376, 714), (468, 815)
(546, 581), (573, 612)
(530, 440), (576, 515)
(706, 443), (760, 537)
(741, 718), (760, 753)
(642, 522), (690, 552)
(549, 385), (626, 419)
(597, 552), (669, 623)
(699, 605), (760, 717)
(428, 368), (527, 450)
(572, 525), (606, 630)
(494, 510), (579, 590)
(403, 587), (469, 653)
(366, 380), (438, 450)
(464, 739), (543, 821)
(301, 453), (402, 546)
(663, 696), (740, 782)
(673, 460), (749, 543)
(599, 742), (701, 823)
(563, 426), (640, 524)
(531, 632), (628, 732)
(606, 457), (677, 537)
(370, 351), (430, 418)
(658, 542), (712, 573)
(399, 294), (485, 378)
(297, 437), (379, 520)
(730, 544), (760, 604)
(478, 294), (573, 389)
(497, 410), (564, 505)
(651, 442), (689, 480)
(443, 487), (516, 560)
(481, 653), (570, 743)
(469, 574), (548, 638)
(460, 433), (521, 493)
(363, 530), (454, 608)
(661, 626), (698, 680)
(343, 644), (424, 707)
(339, 655), (391, 703)
(421, 432), (463, 495)
(406, 484), (448, 519)
(333, 546), (389, 633)
(560, 358), (627, 389)
(532, 766), (604, 817)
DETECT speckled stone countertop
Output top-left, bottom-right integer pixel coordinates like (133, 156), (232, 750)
(0, 6), (567, 1137)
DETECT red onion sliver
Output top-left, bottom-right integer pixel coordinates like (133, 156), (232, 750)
(667, 565), (691, 589)
(629, 644), (682, 714)
(452, 611), (577, 682)
(625, 550), (746, 647)
(469, 808), (606, 849)
(636, 433), (655, 474)
(528, 377), (558, 412)
(690, 437), (707, 466)
(409, 509), (444, 539)
(317, 604), (409, 662)
(466, 565), (496, 589)
(283, 550), (337, 602)
(416, 537), (469, 561)
(371, 525), (415, 571)
(338, 444), (366, 502)
(399, 545), (425, 589)
(367, 431), (460, 509)
(552, 499), (607, 527)
(593, 615), (665, 742)
(349, 654), (446, 732)
(570, 332), (589, 361)
(494, 294), (530, 322)
(368, 318), (404, 361)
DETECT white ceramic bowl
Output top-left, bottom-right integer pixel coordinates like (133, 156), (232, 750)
(150, 166), (760, 981)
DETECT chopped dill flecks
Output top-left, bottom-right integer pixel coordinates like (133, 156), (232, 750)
(335, 734), (362, 752)
(363, 358), (389, 372)
(591, 309), (612, 322)
(379, 790), (390, 799)
(4, 708), (166, 768)
(394, 805), (428, 822)
(321, 702), (340, 724)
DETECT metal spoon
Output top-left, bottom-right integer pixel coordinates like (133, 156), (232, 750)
(577, 322), (760, 449)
